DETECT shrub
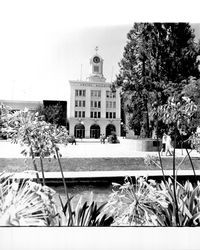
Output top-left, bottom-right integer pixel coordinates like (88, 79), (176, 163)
(0, 173), (59, 226)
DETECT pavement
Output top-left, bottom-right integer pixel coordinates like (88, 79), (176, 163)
(1, 138), (200, 179)
(0, 137), (199, 158)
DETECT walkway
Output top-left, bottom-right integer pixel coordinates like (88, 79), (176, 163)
(0, 137), (199, 158)
(1, 138), (200, 180)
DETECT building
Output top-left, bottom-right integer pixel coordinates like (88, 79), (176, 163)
(0, 100), (42, 112)
(68, 49), (121, 138)
(0, 100), (67, 127)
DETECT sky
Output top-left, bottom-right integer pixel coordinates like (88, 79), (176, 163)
(0, 0), (200, 102)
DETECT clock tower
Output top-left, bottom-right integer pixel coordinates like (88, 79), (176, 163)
(87, 46), (106, 82)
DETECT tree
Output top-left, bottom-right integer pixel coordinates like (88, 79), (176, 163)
(37, 104), (64, 126)
(114, 23), (200, 137)
(181, 76), (200, 130)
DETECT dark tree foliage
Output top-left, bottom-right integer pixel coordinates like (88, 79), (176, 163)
(181, 77), (200, 130)
(37, 104), (64, 126)
(114, 23), (200, 137)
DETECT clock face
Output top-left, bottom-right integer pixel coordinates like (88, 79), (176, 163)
(93, 56), (100, 63)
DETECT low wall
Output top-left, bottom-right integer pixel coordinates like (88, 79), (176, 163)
(130, 139), (161, 152)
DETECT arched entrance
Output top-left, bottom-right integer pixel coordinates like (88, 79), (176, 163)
(74, 123), (85, 138)
(90, 124), (100, 138)
(106, 124), (116, 137)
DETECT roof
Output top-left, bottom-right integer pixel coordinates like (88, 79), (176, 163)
(0, 100), (42, 111)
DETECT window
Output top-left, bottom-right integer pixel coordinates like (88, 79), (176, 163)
(94, 66), (99, 73)
(106, 91), (116, 99)
(94, 112), (97, 118)
(98, 101), (101, 108)
(113, 102), (116, 108)
(79, 111), (81, 117)
(75, 100), (86, 107)
(106, 112), (109, 118)
(113, 112), (116, 119)
(90, 112), (93, 118)
(91, 90), (101, 98)
(98, 112), (101, 118)
(110, 113), (112, 119)
(94, 101), (97, 108)
(75, 111), (78, 117)
(82, 111), (85, 118)
(75, 89), (86, 97)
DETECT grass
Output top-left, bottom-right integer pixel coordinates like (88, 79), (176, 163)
(0, 156), (200, 172)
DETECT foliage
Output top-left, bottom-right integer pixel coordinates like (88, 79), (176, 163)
(158, 178), (200, 226)
(181, 77), (200, 129)
(1, 106), (73, 224)
(37, 104), (65, 126)
(114, 23), (200, 137)
(60, 194), (114, 226)
(105, 176), (200, 226)
(0, 172), (58, 226)
(107, 131), (120, 144)
(158, 95), (197, 137)
(105, 176), (168, 226)
(1, 108), (68, 157)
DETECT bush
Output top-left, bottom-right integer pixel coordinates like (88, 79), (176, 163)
(107, 131), (120, 144)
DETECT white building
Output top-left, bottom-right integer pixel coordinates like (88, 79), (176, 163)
(68, 50), (121, 138)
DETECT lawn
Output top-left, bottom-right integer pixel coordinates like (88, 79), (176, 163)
(1, 156), (200, 172)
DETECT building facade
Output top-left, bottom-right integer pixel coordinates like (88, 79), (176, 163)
(68, 51), (121, 138)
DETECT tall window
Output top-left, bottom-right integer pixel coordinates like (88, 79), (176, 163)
(94, 66), (99, 73)
(105, 112), (116, 119)
(91, 90), (101, 97)
(75, 89), (86, 97)
(106, 91), (116, 99)
(75, 111), (85, 118)
(75, 100), (86, 107)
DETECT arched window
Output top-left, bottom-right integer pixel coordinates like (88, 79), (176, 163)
(106, 124), (116, 137)
(90, 124), (100, 138)
(74, 123), (85, 138)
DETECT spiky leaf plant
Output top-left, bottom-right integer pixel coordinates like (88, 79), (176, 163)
(157, 178), (200, 226)
(60, 193), (114, 226)
(0, 173), (59, 226)
(105, 176), (168, 226)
